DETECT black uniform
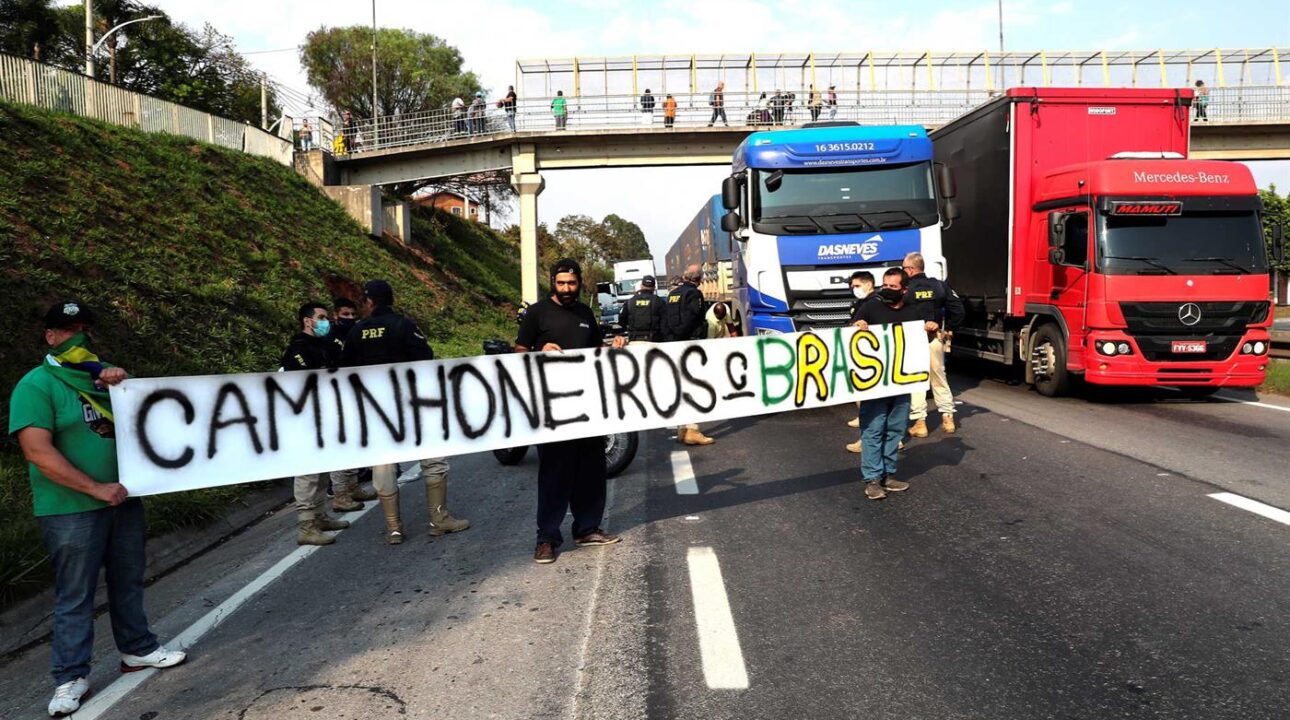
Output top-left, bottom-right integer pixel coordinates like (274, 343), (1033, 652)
(331, 318), (357, 356)
(339, 306), (434, 367)
(663, 282), (706, 341)
(515, 296), (605, 548)
(281, 332), (338, 371)
(618, 291), (665, 342)
(905, 274), (965, 334)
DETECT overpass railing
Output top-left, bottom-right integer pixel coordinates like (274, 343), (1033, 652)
(0, 52), (293, 165)
(316, 86), (1290, 157)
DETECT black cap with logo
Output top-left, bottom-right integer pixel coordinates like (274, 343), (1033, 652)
(362, 279), (394, 306)
(641, 275), (656, 289)
(44, 300), (96, 329)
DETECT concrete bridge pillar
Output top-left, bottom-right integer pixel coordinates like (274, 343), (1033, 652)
(510, 143), (545, 304)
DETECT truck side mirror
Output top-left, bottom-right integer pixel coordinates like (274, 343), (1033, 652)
(935, 162), (957, 199)
(596, 282), (612, 295)
(1048, 248), (1067, 266)
(720, 211), (742, 233)
(1048, 211), (1067, 247)
(721, 176), (741, 210)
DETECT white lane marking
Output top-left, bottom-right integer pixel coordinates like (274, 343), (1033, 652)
(671, 451), (698, 495)
(686, 547), (749, 690)
(73, 500), (379, 719)
(1209, 492), (1290, 527)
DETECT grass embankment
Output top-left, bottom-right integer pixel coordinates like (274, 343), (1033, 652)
(0, 100), (519, 609)
(1259, 360), (1290, 396)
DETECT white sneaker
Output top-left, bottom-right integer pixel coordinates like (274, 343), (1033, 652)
(120, 645), (187, 672)
(48, 678), (89, 717)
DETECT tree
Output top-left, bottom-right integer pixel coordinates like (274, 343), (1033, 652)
(601, 214), (650, 260)
(1261, 184), (1289, 273)
(404, 170), (515, 221)
(0, 0), (74, 63)
(300, 26), (481, 119)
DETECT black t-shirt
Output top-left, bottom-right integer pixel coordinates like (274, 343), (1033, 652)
(516, 297), (600, 350)
(853, 298), (929, 327)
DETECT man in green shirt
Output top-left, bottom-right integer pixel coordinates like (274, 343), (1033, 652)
(9, 301), (186, 717)
(551, 90), (568, 130)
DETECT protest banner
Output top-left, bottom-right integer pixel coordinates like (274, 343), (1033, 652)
(110, 323), (930, 495)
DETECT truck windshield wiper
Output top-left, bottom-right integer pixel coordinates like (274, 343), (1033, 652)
(857, 210), (920, 229)
(1182, 257), (1251, 274)
(1103, 255), (1177, 275)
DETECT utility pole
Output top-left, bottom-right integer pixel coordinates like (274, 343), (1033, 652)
(371, 0), (379, 145)
(260, 73), (268, 129)
(85, 0), (94, 77)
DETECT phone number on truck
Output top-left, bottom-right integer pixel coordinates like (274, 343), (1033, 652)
(814, 142), (876, 153)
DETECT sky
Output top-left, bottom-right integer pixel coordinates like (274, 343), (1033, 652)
(105, 0), (1290, 268)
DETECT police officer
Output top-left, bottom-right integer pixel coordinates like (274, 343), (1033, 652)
(516, 258), (628, 564)
(339, 280), (470, 545)
(618, 275), (665, 342)
(280, 302), (351, 545)
(902, 252), (966, 437)
(664, 265), (714, 446)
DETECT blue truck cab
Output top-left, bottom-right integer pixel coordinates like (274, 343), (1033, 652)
(719, 124), (958, 334)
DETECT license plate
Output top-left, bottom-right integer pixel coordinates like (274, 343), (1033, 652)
(1171, 340), (1207, 354)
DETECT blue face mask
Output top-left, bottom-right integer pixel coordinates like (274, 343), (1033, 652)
(313, 319), (331, 337)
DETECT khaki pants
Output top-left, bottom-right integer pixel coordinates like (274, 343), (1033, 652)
(910, 336), (954, 420)
(293, 474), (329, 521)
(373, 457), (449, 495)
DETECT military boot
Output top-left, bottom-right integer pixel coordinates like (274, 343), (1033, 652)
(425, 478), (470, 536)
(317, 513), (350, 531)
(909, 419), (929, 438)
(942, 414), (957, 434)
(681, 426), (715, 446)
(331, 489), (364, 513)
(378, 492), (404, 545)
(297, 518), (335, 546)
(350, 484), (378, 502)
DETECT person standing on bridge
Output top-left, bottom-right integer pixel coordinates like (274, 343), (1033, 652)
(10, 301), (187, 717)
(516, 258), (627, 564)
(340, 280), (471, 544)
(619, 275), (665, 342)
(852, 269), (936, 500)
(708, 81), (728, 127)
(809, 86), (823, 122)
(1194, 80), (1209, 122)
(640, 88), (656, 126)
(903, 252), (965, 438)
(665, 265), (715, 445)
(827, 85), (838, 120)
(663, 93), (677, 129)
(280, 302), (353, 546)
(451, 96), (467, 135)
(469, 91), (487, 134)
(503, 85), (518, 131)
(552, 90), (568, 130)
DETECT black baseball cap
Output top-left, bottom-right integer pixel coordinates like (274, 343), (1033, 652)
(641, 275), (656, 289)
(44, 300), (95, 329)
(362, 280), (394, 306)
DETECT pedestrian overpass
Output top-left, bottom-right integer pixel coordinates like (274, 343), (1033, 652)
(309, 48), (1290, 302)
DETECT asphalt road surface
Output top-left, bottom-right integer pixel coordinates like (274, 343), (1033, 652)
(3, 366), (1289, 719)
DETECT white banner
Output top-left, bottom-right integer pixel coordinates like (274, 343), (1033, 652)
(110, 324), (930, 495)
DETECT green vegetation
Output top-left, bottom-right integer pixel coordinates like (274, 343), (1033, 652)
(1259, 359), (1290, 397)
(0, 100), (519, 608)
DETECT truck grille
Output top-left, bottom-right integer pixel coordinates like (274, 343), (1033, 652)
(1119, 301), (1264, 335)
(788, 296), (854, 329)
(1132, 335), (1242, 362)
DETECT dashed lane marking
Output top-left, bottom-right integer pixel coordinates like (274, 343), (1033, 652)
(1209, 492), (1290, 527)
(671, 451), (698, 495)
(686, 547), (749, 690)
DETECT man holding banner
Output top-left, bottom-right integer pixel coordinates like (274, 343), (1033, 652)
(517, 259), (628, 564)
(9, 301), (186, 716)
(340, 280), (470, 545)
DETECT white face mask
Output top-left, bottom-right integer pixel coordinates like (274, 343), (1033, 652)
(851, 287), (870, 300)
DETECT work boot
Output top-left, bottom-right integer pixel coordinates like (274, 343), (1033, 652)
(297, 519), (335, 546)
(909, 419), (929, 438)
(350, 484), (378, 502)
(846, 440), (862, 454)
(378, 492), (404, 545)
(682, 427), (715, 446)
(881, 478), (910, 492)
(864, 482), (887, 501)
(942, 413), (957, 434)
(425, 479), (470, 536)
(331, 489), (364, 513)
(317, 513), (350, 531)
(847, 417), (860, 428)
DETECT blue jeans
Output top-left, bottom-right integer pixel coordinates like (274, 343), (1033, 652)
(38, 499), (158, 683)
(859, 394), (911, 482)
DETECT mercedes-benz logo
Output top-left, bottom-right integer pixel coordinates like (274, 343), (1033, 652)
(1178, 303), (1202, 326)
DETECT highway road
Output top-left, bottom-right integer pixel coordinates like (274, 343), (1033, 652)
(3, 367), (1289, 719)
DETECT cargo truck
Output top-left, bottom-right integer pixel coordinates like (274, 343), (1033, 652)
(931, 87), (1277, 396)
(666, 195), (735, 305)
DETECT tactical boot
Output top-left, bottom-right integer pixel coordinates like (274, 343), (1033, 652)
(317, 513), (350, 531)
(682, 427), (715, 446)
(331, 490), (364, 513)
(942, 413), (957, 434)
(297, 519), (335, 546)
(350, 484), (378, 502)
(845, 440), (862, 454)
(378, 492), (404, 545)
(909, 419), (929, 438)
(425, 479), (470, 536)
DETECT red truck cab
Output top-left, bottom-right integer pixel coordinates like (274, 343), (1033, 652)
(933, 88), (1274, 397)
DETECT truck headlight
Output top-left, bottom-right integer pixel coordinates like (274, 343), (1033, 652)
(1116, 342), (1131, 355)
(1254, 341), (1267, 355)
(1099, 341), (1118, 356)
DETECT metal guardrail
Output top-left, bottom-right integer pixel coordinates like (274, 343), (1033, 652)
(1271, 330), (1290, 359)
(306, 86), (1290, 157)
(0, 52), (293, 165)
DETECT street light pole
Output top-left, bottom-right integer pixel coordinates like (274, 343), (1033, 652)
(997, 0), (1005, 89)
(371, 0), (379, 142)
(85, 0), (94, 77)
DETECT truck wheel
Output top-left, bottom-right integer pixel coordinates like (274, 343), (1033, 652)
(604, 432), (639, 478)
(493, 446), (528, 465)
(1031, 324), (1072, 398)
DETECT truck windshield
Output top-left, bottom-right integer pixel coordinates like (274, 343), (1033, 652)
(1097, 211), (1267, 275)
(614, 280), (641, 296)
(751, 161), (938, 234)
